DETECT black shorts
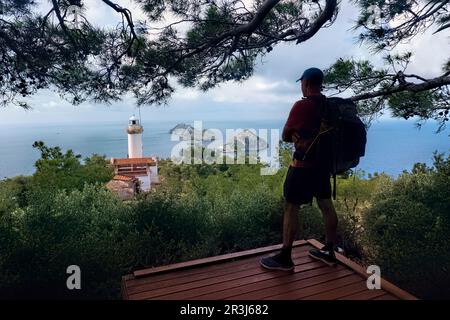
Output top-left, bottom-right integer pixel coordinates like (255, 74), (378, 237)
(283, 166), (331, 205)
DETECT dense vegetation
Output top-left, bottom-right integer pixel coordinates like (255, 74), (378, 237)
(0, 142), (449, 299)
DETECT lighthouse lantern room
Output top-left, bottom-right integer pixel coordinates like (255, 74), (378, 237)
(127, 115), (143, 158)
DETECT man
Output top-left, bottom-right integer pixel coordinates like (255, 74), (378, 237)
(260, 67), (339, 271)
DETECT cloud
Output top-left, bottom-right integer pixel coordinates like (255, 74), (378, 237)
(172, 87), (201, 101)
(205, 76), (297, 105)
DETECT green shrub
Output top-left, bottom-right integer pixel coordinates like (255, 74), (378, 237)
(297, 204), (324, 240)
(332, 173), (390, 258)
(0, 184), (138, 299)
(27, 141), (113, 197)
(133, 185), (216, 267)
(362, 153), (450, 299)
(0, 176), (30, 213)
(210, 183), (283, 252)
(133, 163), (285, 264)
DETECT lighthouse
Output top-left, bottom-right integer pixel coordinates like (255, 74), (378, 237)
(107, 115), (160, 198)
(127, 115), (143, 158)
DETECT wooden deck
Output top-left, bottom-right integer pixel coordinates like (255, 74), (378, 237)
(122, 239), (417, 300)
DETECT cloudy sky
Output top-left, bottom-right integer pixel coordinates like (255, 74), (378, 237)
(1, 0), (449, 125)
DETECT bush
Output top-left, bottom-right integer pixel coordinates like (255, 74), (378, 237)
(362, 153), (450, 299)
(134, 163), (285, 263)
(0, 184), (138, 299)
(332, 172), (389, 258)
(27, 141), (113, 197)
(0, 176), (30, 213)
(210, 182), (283, 252)
(133, 186), (216, 267)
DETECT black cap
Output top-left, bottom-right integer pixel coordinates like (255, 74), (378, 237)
(296, 67), (324, 85)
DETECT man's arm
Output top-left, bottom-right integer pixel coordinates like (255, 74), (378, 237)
(282, 125), (294, 142)
(282, 126), (301, 143)
(283, 101), (303, 142)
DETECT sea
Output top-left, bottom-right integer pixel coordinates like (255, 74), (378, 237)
(0, 119), (449, 179)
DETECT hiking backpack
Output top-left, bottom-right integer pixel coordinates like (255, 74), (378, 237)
(300, 97), (367, 199)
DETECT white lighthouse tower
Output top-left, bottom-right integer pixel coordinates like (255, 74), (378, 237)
(127, 115), (143, 158)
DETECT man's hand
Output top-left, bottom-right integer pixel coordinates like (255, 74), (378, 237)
(282, 126), (301, 143)
(292, 132), (300, 144)
(292, 132), (311, 155)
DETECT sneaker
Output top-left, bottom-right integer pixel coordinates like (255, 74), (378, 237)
(309, 245), (338, 266)
(260, 252), (294, 271)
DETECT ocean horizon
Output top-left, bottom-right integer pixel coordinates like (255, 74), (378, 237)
(0, 118), (449, 179)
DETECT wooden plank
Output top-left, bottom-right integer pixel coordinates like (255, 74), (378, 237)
(339, 288), (387, 300)
(127, 244), (312, 288)
(128, 254), (261, 287)
(160, 262), (333, 300)
(133, 240), (307, 278)
(263, 274), (363, 300)
(121, 275), (133, 300)
(225, 269), (355, 300)
(128, 249), (312, 295)
(129, 255), (316, 300)
(307, 239), (418, 300)
(302, 281), (369, 300)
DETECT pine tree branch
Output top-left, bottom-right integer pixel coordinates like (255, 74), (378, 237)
(350, 74), (450, 101)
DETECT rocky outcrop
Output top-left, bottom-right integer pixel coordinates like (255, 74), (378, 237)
(223, 129), (269, 152)
(169, 123), (195, 135)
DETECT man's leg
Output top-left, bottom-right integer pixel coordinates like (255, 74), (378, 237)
(316, 198), (338, 245)
(281, 201), (300, 257)
(260, 201), (299, 271)
(308, 198), (339, 266)
(260, 166), (304, 271)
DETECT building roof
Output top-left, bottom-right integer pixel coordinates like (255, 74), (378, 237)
(111, 157), (156, 166)
(121, 239), (417, 300)
(105, 180), (136, 200)
(113, 175), (138, 182)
